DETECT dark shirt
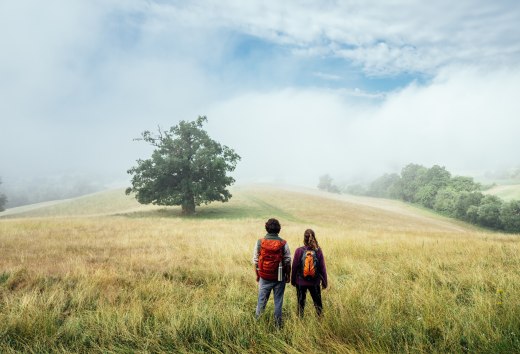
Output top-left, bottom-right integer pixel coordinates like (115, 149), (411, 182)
(291, 246), (328, 288)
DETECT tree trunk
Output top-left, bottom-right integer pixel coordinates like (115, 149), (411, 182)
(182, 195), (195, 215)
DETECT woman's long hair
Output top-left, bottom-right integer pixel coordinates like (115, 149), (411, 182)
(304, 229), (319, 251)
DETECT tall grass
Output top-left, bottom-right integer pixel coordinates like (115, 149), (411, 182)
(1, 186), (519, 352)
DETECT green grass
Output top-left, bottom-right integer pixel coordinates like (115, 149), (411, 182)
(116, 189), (303, 221)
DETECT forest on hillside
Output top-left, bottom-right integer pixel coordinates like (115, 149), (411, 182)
(321, 164), (520, 233)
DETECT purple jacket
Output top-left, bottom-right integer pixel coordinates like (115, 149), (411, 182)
(291, 246), (328, 288)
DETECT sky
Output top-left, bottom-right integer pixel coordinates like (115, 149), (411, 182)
(1, 0), (520, 189)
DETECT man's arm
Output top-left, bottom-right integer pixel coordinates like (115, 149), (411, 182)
(319, 250), (328, 289)
(252, 239), (261, 265)
(283, 243), (291, 283)
(282, 243), (291, 266)
(252, 240), (261, 281)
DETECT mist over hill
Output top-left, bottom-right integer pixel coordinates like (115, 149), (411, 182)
(0, 175), (114, 208)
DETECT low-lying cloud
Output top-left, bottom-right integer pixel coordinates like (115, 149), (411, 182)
(208, 66), (520, 185)
(1, 0), (519, 195)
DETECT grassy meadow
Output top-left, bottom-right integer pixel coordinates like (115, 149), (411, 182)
(486, 184), (520, 201)
(1, 185), (520, 353)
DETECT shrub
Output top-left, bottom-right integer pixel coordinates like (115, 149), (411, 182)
(476, 195), (503, 229)
(500, 200), (520, 233)
(433, 188), (458, 216)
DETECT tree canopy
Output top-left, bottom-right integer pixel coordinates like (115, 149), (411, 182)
(126, 116), (240, 215)
(317, 174), (340, 193)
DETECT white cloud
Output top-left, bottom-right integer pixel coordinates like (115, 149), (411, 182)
(313, 72), (342, 81)
(145, 0), (520, 75)
(1, 0), (519, 188)
(205, 66), (520, 184)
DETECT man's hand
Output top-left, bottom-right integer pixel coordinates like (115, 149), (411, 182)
(255, 266), (260, 282)
(283, 264), (291, 283)
(284, 272), (290, 283)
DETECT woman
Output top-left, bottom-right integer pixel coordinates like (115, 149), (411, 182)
(291, 229), (328, 317)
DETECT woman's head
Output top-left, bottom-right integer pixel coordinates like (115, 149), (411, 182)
(304, 229), (319, 250)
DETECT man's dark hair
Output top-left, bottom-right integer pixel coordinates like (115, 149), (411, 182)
(265, 218), (281, 234)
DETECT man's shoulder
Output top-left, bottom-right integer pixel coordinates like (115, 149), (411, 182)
(264, 233), (284, 242)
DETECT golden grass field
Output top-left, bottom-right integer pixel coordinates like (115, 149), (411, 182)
(1, 185), (520, 353)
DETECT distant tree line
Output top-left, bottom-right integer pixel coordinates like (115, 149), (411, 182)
(0, 178), (7, 212)
(0, 176), (103, 209)
(483, 167), (520, 181)
(345, 163), (520, 233)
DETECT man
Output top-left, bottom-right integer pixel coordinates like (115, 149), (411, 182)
(252, 218), (291, 327)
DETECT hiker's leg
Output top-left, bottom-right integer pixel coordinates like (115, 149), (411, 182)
(297, 285), (308, 317)
(256, 278), (273, 319)
(308, 284), (323, 316)
(273, 281), (286, 327)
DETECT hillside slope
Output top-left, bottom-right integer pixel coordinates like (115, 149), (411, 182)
(1, 184), (476, 234)
(0, 189), (157, 218)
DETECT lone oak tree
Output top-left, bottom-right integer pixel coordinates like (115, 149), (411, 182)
(126, 116), (240, 215)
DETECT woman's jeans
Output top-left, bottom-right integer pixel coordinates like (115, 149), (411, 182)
(256, 278), (286, 326)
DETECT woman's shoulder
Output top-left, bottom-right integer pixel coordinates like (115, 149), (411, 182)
(295, 246), (306, 253)
(297, 246), (323, 254)
(295, 246), (310, 255)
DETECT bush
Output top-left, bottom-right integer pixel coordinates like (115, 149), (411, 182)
(466, 205), (479, 224)
(433, 188), (458, 216)
(476, 195), (503, 229)
(453, 192), (483, 221)
(500, 200), (520, 233)
(399, 164), (428, 202)
(448, 176), (481, 192)
(416, 185), (438, 209)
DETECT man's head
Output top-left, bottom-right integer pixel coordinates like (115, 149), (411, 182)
(265, 218), (281, 234)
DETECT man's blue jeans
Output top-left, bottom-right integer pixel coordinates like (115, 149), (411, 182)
(256, 278), (286, 326)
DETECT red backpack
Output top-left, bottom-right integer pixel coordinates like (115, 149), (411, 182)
(258, 239), (286, 280)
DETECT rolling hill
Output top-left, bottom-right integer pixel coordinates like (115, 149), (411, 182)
(0, 185), (479, 233)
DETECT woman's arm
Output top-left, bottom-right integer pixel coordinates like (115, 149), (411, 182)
(319, 249), (328, 289)
(291, 248), (301, 286)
